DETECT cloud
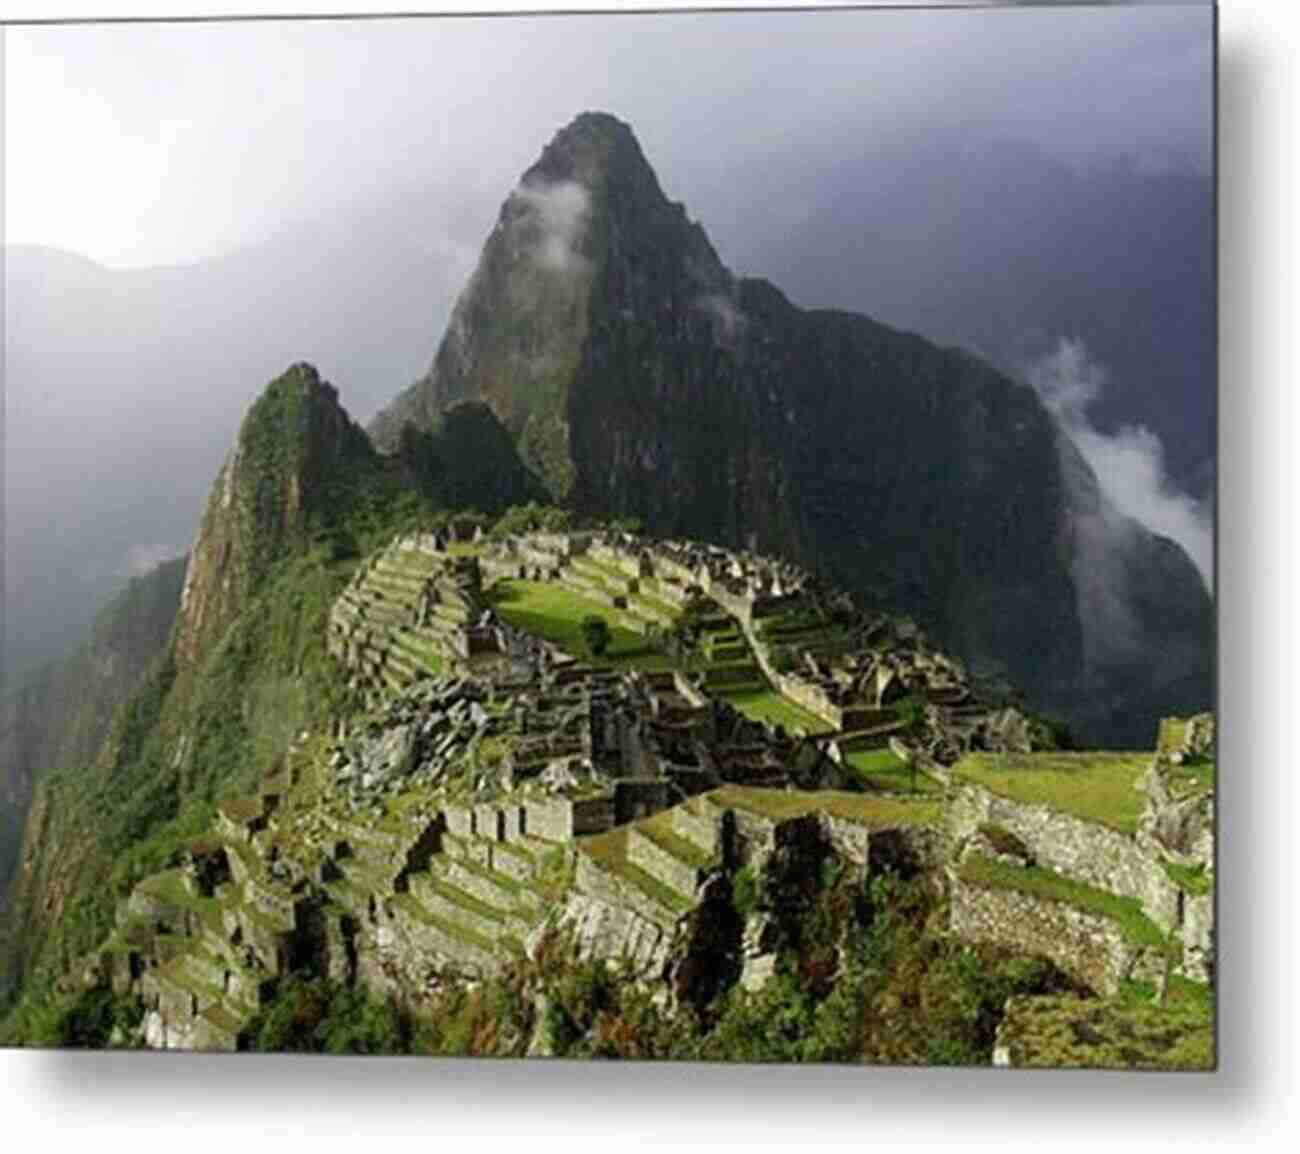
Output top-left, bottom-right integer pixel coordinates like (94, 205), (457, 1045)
(118, 543), (186, 578)
(1027, 337), (1213, 592)
(512, 178), (590, 275)
(692, 292), (748, 348)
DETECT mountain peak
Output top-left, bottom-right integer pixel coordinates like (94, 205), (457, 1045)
(174, 363), (376, 668)
(523, 110), (665, 208)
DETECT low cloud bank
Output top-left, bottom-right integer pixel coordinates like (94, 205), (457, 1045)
(1027, 338), (1213, 592)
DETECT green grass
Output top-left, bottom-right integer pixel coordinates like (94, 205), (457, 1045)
(577, 826), (626, 871)
(951, 751), (1153, 835)
(636, 811), (715, 870)
(446, 855), (526, 899)
(1167, 758), (1216, 800)
(845, 747), (941, 794)
(1161, 860), (1213, 897)
(959, 854), (1175, 955)
(575, 828), (693, 913)
(218, 797), (263, 824)
(390, 632), (445, 674)
(1157, 717), (1188, 753)
(708, 786), (942, 830)
(422, 876), (508, 923)
(490, 579), (673, 669)
(718, 686), (834, 735)
(136, 868), (195, 905)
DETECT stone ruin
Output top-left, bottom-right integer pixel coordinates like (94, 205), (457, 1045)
(88, 525), (1118, 1052)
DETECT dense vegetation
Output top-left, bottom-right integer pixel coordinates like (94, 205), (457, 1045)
(0, 555), (189, 954)
(219, 865), (1077, 1065)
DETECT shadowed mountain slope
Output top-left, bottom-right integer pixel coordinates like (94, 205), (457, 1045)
(372, 112), (1212, 744)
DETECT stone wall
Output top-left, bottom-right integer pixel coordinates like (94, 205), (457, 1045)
(524, 794), (615, 841)
(1182, 892), (1215, 984)
(949, 871), (1166, 997)
(948, 783), (1181, 932)
(672, 805), (721, 858)
(553, 889), (673, 976)
(443, 804), (476, 839)
(573, 854), (681, 934)
(626, 829), (708, 897)
(522, 797), (572, 842)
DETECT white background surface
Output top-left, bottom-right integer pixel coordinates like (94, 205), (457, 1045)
(0, 1), (1294, 1150)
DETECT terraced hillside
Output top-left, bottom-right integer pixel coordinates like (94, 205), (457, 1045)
(328, 537), (462, 704)
(38, 526), (1214, 1069)
(91, 693), (945, 1050)
(945, 717), (1216, 1066)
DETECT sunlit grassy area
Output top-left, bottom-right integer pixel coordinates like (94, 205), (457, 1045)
(951, 751), (1152, 835)
(718, 686), (834, 735)
(845, 747), (942, 794)
(1167, 757), (1216, 800)
(959, 853), (1174, 954)
(576, 825), (693, 912)
(489, 579), (674, 670)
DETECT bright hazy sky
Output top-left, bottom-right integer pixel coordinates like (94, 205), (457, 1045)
(2, 2), (1213, 270)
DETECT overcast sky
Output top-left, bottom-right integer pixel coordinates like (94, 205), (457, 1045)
(4, 2), (1213, 271)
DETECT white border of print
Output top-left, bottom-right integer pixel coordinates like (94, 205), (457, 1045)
(1, 2), (1296, 1152)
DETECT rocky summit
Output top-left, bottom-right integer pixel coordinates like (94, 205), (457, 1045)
(372, 111), (1212, 748)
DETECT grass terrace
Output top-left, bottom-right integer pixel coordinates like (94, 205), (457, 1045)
(637, 810), (715, 870)
(951, 751), (1153, 835)
(959, 853), (1176, 956)
(1167, 757), (1216, 801)
(708, 786), (943, 830)
(489, 579), (674, 670)
(718, 686), (834, 736)
(1161, 860), (1213, 897)
(576, 826), (693, 913)
(846, 747), (942, 795)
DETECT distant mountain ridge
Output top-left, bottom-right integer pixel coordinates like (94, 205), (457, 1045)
(372, 111), (1212, 744)
(0, 556), (186, 923)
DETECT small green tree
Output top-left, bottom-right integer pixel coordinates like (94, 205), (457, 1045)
(580, 615), (611, 659)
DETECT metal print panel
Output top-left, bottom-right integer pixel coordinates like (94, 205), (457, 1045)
(0, 2), (1216, 1070)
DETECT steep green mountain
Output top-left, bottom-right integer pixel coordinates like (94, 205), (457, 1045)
(0, 555), (187, 914)
(372, 111), (1212, 745)
(0, 363), (537, 1008)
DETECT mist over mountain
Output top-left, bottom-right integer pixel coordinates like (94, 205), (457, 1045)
(3, 127), (1212, 690)
(374, 111), (1212, 745)
(2, 217), (468, 682)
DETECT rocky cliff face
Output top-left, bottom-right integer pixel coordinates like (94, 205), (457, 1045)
(1, 361), (545, 1004)
(371, 112), (1212, 743)
(174, 363), (378, 670)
